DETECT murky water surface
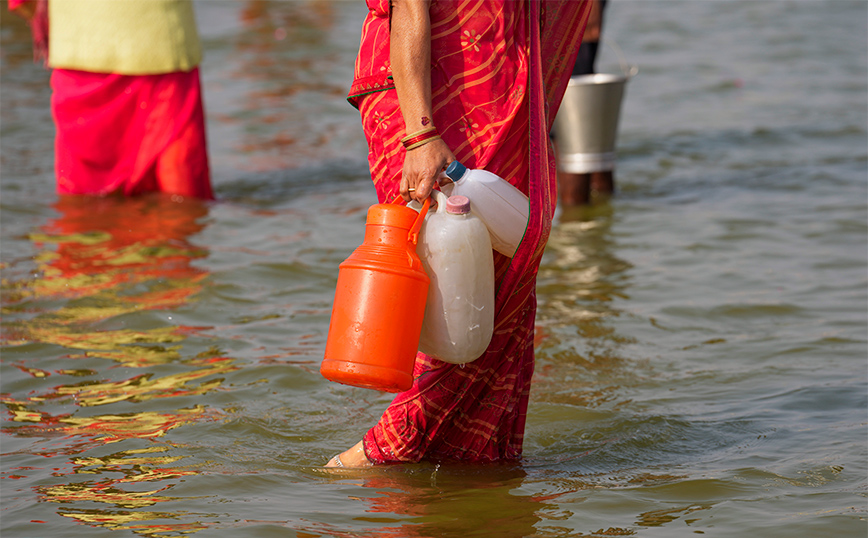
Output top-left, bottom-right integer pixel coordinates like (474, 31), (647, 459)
(2, 2), (866, 536)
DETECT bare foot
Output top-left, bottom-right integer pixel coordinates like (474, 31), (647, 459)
(325, 440), (373, 468)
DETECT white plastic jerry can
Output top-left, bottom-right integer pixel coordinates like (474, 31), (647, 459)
(417, 190), (495, 364)
(440, 161), (530, 258)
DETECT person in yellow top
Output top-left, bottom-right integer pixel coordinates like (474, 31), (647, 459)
(10, 0), (214, 199)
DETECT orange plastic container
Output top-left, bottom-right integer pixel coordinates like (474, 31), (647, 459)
(321, 197), (430, 392)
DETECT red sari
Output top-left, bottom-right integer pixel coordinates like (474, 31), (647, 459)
(348, 0), (590, 463)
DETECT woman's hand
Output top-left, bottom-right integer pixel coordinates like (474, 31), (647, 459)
(400, 138), (455, 202)
(390, 0), (450, 202)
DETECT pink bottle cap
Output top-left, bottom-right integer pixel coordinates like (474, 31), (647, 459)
(445, 195), (471, 214)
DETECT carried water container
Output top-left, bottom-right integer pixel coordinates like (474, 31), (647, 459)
(440, 161), (529, 258)
(320, 197), (430, 393)
(417, 191), (494, 364)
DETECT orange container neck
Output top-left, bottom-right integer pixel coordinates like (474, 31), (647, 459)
(364, 223), (411, 248)
(364, 204), (418, 248)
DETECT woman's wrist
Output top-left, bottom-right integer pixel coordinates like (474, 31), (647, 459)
(400, 114), (435, 135)
(402, 126), (441, 150)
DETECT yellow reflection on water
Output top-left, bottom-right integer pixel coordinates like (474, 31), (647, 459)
(635, 504), (712, 528)
(43, 447), (209, 536)
(23, 356), (238, 407)
(1, 193), (227, 435)
(71, 346), (183, 368)
(18, 325), (189, 350)
(40, 481), (185, 509)
(58, 510), (209, 538)
(41, 446), (200, 505)
(3, 405), (216, 444)
(72, 445), (186, 470)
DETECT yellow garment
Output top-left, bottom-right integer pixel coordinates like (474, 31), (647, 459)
(48, 0), (202, 75)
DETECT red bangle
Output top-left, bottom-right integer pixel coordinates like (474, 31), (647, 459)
(401, 127), (440, 150)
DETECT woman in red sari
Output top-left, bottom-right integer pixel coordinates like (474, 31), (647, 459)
(327, 0), (590, 467)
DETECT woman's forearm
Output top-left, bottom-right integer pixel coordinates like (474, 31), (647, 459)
(390, 0), (434, 134)
(390, 0), (455, 201)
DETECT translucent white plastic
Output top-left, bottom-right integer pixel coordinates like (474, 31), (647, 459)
(416, 190), (494, 364)
(440, 161), (530, 258)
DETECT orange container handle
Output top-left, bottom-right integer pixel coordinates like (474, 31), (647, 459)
(408, 197), (430, 245)
(390, 195), (430, 245)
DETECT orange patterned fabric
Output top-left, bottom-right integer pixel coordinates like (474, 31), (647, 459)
(351, 0), (590, 463)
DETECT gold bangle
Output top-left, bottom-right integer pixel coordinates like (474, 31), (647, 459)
(401, 126), (437, 144)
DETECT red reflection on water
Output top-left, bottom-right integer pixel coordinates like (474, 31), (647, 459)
(30, 194), (209, 301)
(14, 364), (51, 378)
(2, 193), (212, 354)
(321, 465), (550, 538)
(1, 192), (230, 538)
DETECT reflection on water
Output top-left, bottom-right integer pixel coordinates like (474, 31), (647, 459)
(534, 207), (638, 413)
(57, 511), (209, 538)
(1, 194), (228, 536)
(313, 465), (548, 538)
(18, 355), (236, 407)
(25, 194), (209, 300)
(319, 463), (692, 538)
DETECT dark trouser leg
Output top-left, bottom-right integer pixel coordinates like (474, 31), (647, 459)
(591, 170), (615, 196)
(558, 171), (592, 206)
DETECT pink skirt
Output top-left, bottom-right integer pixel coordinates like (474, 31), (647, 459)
(51, 67), (213, 199)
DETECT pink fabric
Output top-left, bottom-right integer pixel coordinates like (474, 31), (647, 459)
(51, 68), (213, 199)
(352, 0), (590, 463)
